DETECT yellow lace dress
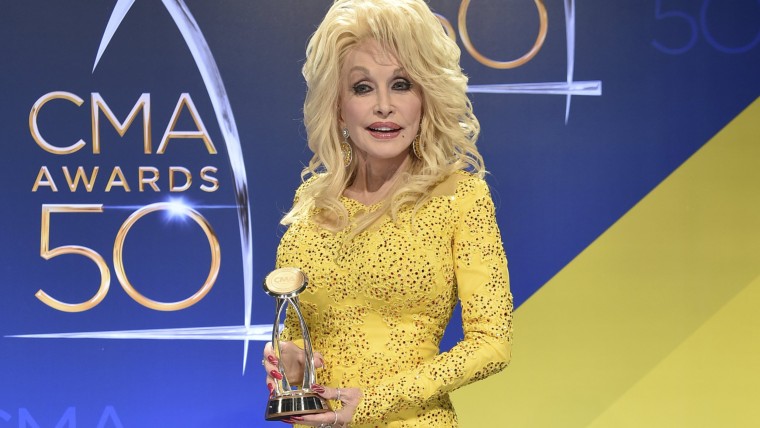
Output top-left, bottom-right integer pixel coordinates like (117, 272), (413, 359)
(277, 171), (513, 427)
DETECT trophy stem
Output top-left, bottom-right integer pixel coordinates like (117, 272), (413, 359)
(273, 299), (292, 393)
(289, 297), (316, 388)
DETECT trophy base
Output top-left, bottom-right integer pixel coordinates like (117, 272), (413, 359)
(265, 391), (332, 421)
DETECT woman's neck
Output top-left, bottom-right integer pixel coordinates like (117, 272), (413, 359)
(344, 154), (412, 205)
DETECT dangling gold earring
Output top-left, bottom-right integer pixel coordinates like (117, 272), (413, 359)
(341, 128), (352, 166)
(412, 134), (423, 159)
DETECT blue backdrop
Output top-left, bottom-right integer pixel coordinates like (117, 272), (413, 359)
(1, 1), (758, 426)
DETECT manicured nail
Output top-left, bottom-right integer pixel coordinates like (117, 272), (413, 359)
(267, 383), (274, 394)
(311, 384), (325, 393)
(290, 416), (304, 421)
(267, 355), (278, 365)
(270, 370), (283, 380)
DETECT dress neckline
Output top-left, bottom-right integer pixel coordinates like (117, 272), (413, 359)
(340, 195), (384, 211)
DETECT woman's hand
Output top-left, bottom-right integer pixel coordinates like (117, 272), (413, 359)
(281, 385), (362, 427)
(263, 341), (324, 394)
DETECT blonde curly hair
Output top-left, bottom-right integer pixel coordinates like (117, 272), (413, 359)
(282, 0), (484, 234)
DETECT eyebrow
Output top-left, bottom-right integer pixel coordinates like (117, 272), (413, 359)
(348, 66), (370, 75)
(347, 66), (407, 77)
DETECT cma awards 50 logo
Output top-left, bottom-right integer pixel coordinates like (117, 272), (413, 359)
(10, 0), (600, 373)
(10, 0), (265, 373)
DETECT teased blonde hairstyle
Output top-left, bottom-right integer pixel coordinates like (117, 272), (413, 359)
(282, 0), (484, 233)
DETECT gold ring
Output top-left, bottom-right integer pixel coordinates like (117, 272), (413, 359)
(458, 0), (548, 69)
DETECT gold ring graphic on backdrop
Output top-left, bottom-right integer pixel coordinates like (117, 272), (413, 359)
(458, 0), (548, 69)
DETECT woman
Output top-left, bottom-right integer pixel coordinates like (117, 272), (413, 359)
(263, 0), (513, 426)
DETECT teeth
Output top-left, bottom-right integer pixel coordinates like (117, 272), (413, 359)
(370, 127), (396, 132)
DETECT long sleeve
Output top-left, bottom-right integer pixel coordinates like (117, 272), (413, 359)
(351, 176), (513, 424)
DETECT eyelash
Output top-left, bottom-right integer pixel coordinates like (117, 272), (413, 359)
(352, 79), (413, 95)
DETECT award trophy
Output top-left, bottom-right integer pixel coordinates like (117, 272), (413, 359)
(263, 267), (331, 421)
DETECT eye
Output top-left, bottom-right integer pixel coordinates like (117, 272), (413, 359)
(352, 82), (373, 95)
(392, 79), (413, 91)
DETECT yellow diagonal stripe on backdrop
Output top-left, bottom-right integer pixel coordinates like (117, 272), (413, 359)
(586, 271), (760, 428)
(451, 96), (760, 427)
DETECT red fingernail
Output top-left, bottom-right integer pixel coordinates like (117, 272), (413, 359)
(267, 383), (274, 393)
(267, 355), (278, 365)
(311, 384), (325, 393)
(270, 370), (283, 380)
(290, 416), (304, 421)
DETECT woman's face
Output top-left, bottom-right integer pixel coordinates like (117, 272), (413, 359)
(339, 39), (422, 167)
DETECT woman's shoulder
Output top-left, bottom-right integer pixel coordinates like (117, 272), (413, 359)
(291, 174), (322, 204)
(429, 170), (489, 199)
